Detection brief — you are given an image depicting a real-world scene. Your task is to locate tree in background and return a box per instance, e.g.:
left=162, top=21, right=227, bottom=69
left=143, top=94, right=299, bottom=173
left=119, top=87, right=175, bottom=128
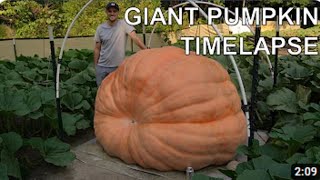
left=0, top=0, right=317, bottom=39
left=0, top=0, right=163, bottom=38
left=0, top=0, right=66, bottom=38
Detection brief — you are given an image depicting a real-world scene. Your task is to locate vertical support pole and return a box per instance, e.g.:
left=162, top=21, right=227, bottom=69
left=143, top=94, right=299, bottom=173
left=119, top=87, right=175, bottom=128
left=131, top=38, right=133, bottom=53
left=274, top=14, right=279, bottom=87
left=271, top=9, right=280, bottom=132
left=142, top=23, right=146, bottom=46
left=249, top=8, right=262, bottom=147
left=13, top=38, right=17, bottom=60
left=48, top=26, right=64, bottom=140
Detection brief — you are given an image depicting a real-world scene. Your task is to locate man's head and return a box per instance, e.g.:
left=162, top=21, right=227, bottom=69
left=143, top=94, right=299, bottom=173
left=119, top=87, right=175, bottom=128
left=105, top=2, right=119, bottom=22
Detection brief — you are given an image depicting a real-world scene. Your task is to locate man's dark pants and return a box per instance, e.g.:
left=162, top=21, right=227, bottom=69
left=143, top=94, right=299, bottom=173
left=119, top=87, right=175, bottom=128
left=95, top=65, right=118, bottom=86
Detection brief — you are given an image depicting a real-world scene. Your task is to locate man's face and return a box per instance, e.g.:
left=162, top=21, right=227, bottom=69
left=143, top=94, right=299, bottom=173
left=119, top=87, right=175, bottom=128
left=106, top=7, right=119, bottom=22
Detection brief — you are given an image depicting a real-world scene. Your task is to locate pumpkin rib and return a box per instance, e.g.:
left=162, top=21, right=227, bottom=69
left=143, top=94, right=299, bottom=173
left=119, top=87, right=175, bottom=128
left=142, top=99, right=226, bottom=124
left=124, top=51, right=149, bottom=112
left=120, top=50, right=182, bottom=119
left=142, top=127, right=200, bottom=170
left=145, top=116, right=242, bottom=154
left=137, top=81, right=233, bottom=123
left=140, top=89, right=239, bottom=124
left=127, top=127, right=150, bottom=167
left=112, top=74, right=128, bottom=116
left=136, top=126, right=176, bottom=170
left=95, top=86, right=125, bottom=118
left=139, top=122, right=239, bottom=170
left=131, top=125, right=173, bottom=170
left=95, top=91, right=116, bottom=116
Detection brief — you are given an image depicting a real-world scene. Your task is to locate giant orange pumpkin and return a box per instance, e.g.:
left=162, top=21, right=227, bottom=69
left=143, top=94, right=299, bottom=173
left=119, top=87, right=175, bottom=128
left=94, top=46, right=247, bottom=171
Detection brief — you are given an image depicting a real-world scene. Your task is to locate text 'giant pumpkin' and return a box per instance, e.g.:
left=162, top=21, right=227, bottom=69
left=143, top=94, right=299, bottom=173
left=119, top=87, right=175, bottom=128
left=94, top=46, right=247, bottom=171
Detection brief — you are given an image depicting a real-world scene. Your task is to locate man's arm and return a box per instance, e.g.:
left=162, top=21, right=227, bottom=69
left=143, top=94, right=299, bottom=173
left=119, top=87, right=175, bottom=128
left=128, top=31, right=147, bottom=50
left=94, top=42, right=101, bottom=65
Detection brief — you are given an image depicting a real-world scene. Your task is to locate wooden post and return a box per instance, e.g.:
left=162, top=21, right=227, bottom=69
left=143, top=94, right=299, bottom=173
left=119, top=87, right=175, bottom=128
left=13, top=38, right=17, bottom=60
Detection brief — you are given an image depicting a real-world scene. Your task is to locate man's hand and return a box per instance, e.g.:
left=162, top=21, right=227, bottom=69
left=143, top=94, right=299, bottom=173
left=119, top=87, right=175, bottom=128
left=128, top=31, right=147, bottom=50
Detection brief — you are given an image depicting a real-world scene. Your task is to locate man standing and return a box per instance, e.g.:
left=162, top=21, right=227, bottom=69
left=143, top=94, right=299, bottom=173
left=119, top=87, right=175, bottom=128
left=94, top=2, right=147, bottom=86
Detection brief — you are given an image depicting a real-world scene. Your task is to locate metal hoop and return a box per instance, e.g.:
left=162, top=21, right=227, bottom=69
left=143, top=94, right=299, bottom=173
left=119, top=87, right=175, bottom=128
left=148, top=1, right=274, bottom=79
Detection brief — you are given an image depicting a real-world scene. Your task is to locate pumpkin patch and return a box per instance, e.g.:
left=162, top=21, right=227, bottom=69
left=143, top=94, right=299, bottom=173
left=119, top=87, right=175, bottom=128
left=94, top=46, right=247, bottom=171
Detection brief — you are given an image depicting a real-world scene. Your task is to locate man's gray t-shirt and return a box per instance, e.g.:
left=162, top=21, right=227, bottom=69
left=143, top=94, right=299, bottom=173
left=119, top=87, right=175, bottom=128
left=94, top=19, right=135, bottom=67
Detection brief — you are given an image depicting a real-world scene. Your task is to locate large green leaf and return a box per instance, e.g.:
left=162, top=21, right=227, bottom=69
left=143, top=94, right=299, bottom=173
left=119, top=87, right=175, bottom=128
left=68, top=59, right=88, bottom=71
left=282, top=61, right=313, bottom=80
left=266, top=88, right=298, bottom=113
left=21, top=68, right=41, bottom=82
left=43, top=106, right=59, bottom=129
left=28, top=111, right=44, bottom=120
left=273, top=113, right=304, bottom=128
left=45, top=152, right=76, bottom=167
left=309, top=103, right=320, bottom=111
left=286, top=153, right=306, bottom=164
left=303, top=59, right=320, bottom=69
left=191, top=174, right=223, bottom=180
left=259, top=144, right=287, bottom=162
left=61, top=93, right=83, bottom=111
left=235, top=161, right=254, bottom=174
left=237, top=170, right=273, bottom=180
left=74, top=100, right=91, bottom=110
left=296, top=85, right=311, bottom=104
left=269, top=125, right=316, bottom=144
left=15, top=89, right=42, bottom=116
left=0, top=132, right=23, bottom=154
left=236, top=140, right=260, bottom=158
left=251, top=155, right=291, bottom=179
left=27, top=137, right=45, bottom=156
left=41, top=88, right=56, bottom=105
left=303, top=112, right=320, bottom=121
left=0, top=89, right=24, bottom=113
left=0, top=149, right=21, bottom=180
left=0, top=163, right=9, bottom=180
left=258, top=77, right=273, bottom=93
left=27, top=59, right=48, bottom=69
left=43, top=137, right=76, bottom=167
left=0, top=64, right=10, bottom=75
left=86, top=66, right=96, bottom=77
left=61, top=112, right=82, bottom=136
left=65, top=69, right=93, bottom=85
left=44, top=137, right=70, bottom=153
left=305, top=147, right=320, bottom=164
left=14, top=61, right=29, bottom=72
left=311, top=81, right=320, bottom=89
left=44, top=107, right=57, bottom=120
left=5, top=71, right=23, bottom=82
left=76, top=119, right=91, bottom=130
left=28, top=137, right=76, bottom=166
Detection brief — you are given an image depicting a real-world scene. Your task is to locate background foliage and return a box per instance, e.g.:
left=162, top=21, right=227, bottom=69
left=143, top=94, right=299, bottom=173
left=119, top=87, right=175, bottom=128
left=0, top=0, right=162, bottom=38
left=0, top=0, right=318, bottom=39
